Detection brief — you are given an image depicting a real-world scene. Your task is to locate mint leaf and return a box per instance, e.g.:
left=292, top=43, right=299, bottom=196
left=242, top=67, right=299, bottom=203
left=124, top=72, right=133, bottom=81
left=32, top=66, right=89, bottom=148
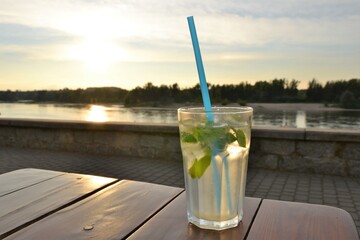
left=192, top=124, right=236, bottom=150
left=193, top=127, right=206, bottom=142
left=235, top=129, right=246, bottom=147
left=188, top=152, right=211, bottom=179
left=183, top=124, right=244, bottom=179
left=180, top=132, right=197, bottom=143
left=225, top=132, right=237, bottom=143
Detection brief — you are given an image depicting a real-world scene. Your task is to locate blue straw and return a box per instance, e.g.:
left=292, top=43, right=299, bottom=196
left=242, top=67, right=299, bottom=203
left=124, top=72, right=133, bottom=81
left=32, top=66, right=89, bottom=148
left=187, top=16, right=221, bottom=210
left=187, top=16, right=214, bottom=122
left=187, top=16, right=234, bottom=213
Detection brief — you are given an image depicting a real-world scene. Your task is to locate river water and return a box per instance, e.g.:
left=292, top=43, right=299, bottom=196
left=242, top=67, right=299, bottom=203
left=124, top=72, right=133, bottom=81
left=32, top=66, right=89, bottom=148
left=0, top=103, right=359, bottom=130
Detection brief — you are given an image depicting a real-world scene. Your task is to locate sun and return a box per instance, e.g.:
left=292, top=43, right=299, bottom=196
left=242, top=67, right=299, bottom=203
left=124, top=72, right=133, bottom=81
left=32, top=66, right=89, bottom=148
left=59, top=10, right=131, bottom=72
left=68, top=37, right=126, bottom=72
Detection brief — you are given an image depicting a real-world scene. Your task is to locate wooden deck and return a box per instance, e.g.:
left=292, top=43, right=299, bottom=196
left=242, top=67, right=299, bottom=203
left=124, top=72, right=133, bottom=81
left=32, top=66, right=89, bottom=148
left=1, top=169, right=358, bottom=239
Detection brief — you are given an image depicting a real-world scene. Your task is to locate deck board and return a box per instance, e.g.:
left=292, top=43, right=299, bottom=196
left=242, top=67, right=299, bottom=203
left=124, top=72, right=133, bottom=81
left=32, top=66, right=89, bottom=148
left=0, top=172, right=117, bottom=238
left=247, top=199, right=359, bottom=240
left=0, top=168, right=64, bottom=197
left=128, top=193, right=261, bottom=240
left=6, top=180, right=183, bottom=240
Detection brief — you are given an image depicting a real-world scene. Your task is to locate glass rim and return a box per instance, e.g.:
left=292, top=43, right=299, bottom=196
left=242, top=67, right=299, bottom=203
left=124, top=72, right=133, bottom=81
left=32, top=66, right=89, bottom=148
left=178, top=106, right=253, bottom=114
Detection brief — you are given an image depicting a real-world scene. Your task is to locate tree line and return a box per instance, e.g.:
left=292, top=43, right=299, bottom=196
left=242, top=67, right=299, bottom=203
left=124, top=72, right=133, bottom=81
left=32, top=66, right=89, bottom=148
left=0, top=87, right=128, bottom=103
left=124, top=79, right=360, bottom=109
left=0, top=78, right=359, bottom=109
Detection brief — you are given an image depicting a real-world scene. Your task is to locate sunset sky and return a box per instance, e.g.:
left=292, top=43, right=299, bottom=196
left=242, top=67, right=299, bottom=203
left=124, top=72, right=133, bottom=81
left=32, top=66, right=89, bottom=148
left=0, top=0, right=359, bottom=90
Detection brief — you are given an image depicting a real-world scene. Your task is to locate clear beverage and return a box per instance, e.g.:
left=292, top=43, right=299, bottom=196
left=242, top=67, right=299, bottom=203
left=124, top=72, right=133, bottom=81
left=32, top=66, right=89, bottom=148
left=178, top=107, right=252, bottom=230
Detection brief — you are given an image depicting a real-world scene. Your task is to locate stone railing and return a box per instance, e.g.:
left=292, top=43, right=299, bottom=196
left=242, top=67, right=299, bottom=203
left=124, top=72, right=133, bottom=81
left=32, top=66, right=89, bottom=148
left=0, top=118, right=359, bottom=177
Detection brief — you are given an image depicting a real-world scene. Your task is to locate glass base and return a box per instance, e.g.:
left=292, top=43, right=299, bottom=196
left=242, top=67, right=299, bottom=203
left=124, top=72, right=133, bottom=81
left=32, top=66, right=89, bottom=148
left=188, top=211, right=243, bottom=231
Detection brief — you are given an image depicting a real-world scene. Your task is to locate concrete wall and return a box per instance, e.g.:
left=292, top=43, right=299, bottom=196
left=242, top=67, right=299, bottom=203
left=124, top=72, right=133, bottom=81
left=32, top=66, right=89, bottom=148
left=0, top=118, right=359, bottom=177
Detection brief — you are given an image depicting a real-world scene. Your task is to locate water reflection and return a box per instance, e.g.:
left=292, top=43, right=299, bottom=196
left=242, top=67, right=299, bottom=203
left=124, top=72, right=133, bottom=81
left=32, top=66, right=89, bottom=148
left=129, top=108, right=177, bottom=123
left=0, top=103, right=359, bottom=129
left=252, top=109, right=359, bottom=129
left=85, top=105, right=108, bottom=122
left=281, top=111, right=296, bottom=127
left=306, top=111, right=360, bottom=129
left=296, top=111, right=306, bottom=128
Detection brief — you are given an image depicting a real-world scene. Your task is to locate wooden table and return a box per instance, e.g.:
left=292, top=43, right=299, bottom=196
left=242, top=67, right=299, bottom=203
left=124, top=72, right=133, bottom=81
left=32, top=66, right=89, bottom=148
left=0, top=169, right=358, bottom=240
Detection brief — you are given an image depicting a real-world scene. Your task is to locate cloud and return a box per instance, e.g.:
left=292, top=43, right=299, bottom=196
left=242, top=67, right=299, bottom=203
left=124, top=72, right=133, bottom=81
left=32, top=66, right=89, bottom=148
left=0, top=23, right=74, bottom=45
left=0, top=44, right=72, bottom=61
left=0, top=0, right=359, bottom=63
left=216, top=0, right=360, bottom=19
left=1, top=0, right=359, bottom=42
left=0, top=23, right=80, bottom=61
left=195, top=14, right=360, bottom=47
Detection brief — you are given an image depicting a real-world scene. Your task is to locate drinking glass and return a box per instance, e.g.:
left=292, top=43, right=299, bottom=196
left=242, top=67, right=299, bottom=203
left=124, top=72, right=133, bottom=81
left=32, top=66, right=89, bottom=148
left=178, top=106, right=253, bottom=230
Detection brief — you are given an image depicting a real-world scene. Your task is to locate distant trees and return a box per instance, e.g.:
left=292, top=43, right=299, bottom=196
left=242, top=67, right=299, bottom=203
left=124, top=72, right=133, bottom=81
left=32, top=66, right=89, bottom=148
left=1, top=78, right=359, bottom=109
left=340, top=91, right=357, bottom=109
left=124, top=78, right=306, bottom=106
left=0, top=90, right=15, bottom=102
left=306, top=79, right=323, bottom=102
left=306, top=78, right=360, bottom=108
left=285, top=79, right=300, bottom=100
left=322, top=79, right=360, bottom=103
left=0, top=87, right=128, bottom=104
left=123, top=83, right=185, bottom=107
left=123, top=78, right=359, bottom=108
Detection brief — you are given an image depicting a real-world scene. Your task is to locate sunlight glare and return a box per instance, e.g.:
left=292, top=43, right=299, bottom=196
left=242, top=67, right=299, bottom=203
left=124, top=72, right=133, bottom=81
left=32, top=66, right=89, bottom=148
left=88, top=176, right=113, bottom=186
left=68, top=38, right=126, bottom=72
left=86, top=105, right=108, bottom=122
left=60, top=11, right=131, bottom=72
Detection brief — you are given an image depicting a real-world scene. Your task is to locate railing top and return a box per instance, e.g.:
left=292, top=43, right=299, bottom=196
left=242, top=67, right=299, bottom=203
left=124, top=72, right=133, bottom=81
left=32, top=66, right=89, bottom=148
left=0, top=118, right=359, bottom=142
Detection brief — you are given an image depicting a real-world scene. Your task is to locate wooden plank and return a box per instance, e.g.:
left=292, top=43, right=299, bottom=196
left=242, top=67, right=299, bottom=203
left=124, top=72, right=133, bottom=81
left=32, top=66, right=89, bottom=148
left=128, top=193, right=262, bottom=240
left=0, top=168, right=64, bottom=197
left=0, top=173, right=117, bottom=238
left=6, top=180, right=184, bottom=240
left=247, top=199, right=359, bottom=240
